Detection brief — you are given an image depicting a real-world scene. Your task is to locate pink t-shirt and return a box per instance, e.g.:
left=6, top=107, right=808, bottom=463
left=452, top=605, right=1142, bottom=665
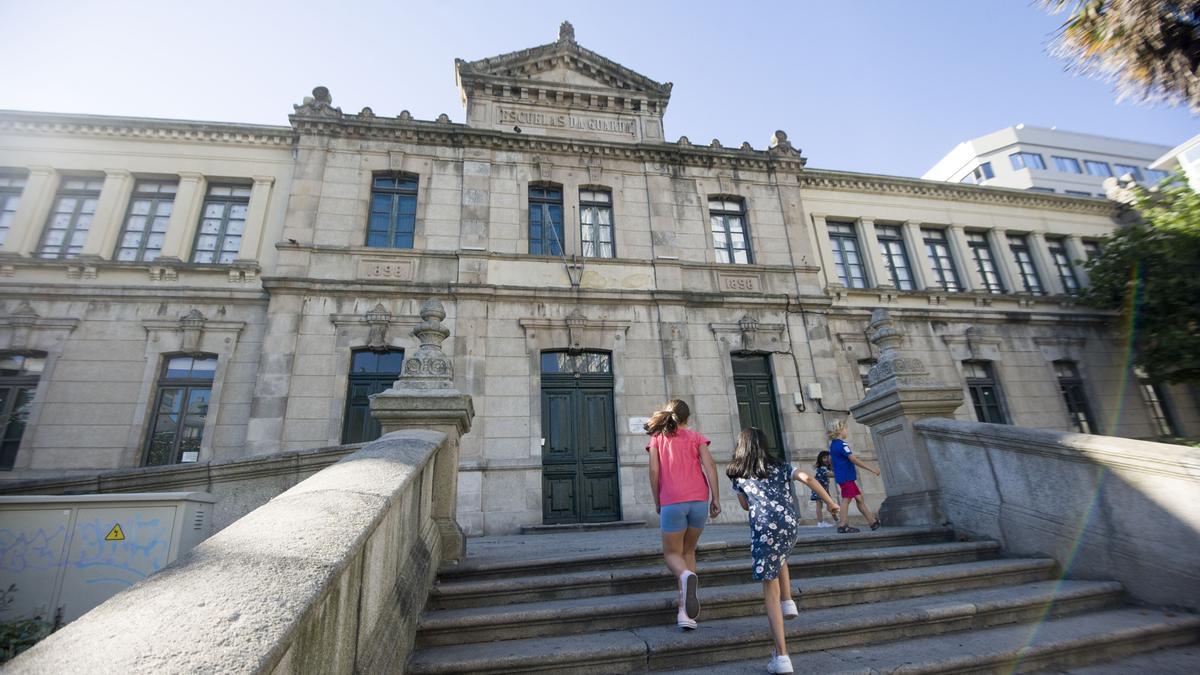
left=647, top=427, right=712, bottom=506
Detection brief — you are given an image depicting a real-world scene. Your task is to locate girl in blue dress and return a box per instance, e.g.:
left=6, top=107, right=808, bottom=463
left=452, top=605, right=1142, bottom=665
left=727, top=428, right=840, bottom=674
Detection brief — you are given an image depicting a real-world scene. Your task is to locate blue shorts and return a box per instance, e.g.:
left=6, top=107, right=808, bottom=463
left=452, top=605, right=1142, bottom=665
left=660, top=500, right=709, bottom=533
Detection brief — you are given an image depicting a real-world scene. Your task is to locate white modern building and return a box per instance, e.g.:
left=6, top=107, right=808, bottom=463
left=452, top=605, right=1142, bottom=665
left=924, top=125, right=1172, bottom=197
left=1150, top=132, right=1200, bottom=192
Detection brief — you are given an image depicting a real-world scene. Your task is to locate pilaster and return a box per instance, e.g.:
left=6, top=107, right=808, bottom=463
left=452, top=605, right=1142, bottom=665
left=948, top=224, right=983, bottom=292
left=4, top=166, right=57, bottom=257
left=1064, top=234, right=1091, bottom=288
left=903, top=220, right=934, bottom=290
left=81, top=169, right=134, bottom=259
left=809, top=213, right=838, bottom=289
left=235, top=175, right=275, bottom=263
left=158, top=172, right=205, bottom=263
left=989, top=227, right=1021, bottom=294
left=857, top=218, right=891, bottom=289
left=1028, top=230, right=1064, bottom=296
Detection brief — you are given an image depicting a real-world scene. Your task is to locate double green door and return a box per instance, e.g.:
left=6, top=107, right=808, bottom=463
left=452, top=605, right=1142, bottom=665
left=732, top=353, right=786, bottom=462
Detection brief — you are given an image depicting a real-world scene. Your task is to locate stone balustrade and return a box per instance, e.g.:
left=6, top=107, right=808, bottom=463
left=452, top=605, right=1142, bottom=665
left=8, top=428, right=455, bottom=673
left=917, top=418, right=1200, bottom=610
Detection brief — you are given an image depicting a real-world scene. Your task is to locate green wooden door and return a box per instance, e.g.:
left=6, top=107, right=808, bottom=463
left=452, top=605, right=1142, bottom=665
left=732, top=353, right=786, bottom=462
left=540, top=351, right=620, bottom=524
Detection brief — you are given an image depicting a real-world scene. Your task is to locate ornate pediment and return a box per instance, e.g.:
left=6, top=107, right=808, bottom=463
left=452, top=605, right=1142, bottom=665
left=456, top=22, right=671, bottom=143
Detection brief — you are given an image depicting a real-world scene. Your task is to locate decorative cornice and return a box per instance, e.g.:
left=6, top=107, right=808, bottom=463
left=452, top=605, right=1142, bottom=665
left=801, top=169, right=1119, bottom=216
left=0, top=110, right=294, bottom=148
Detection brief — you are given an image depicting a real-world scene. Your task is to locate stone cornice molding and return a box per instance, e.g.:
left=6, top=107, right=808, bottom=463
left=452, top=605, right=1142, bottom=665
left=0, top=110, right=294, bottom=148
left=289, top=111, right=808, bottom=171
left=801, top=169, right=1118, bottom=216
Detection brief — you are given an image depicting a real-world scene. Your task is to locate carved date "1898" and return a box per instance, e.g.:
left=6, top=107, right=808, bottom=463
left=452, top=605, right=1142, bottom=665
left=719, top=274, right=761, bottom=293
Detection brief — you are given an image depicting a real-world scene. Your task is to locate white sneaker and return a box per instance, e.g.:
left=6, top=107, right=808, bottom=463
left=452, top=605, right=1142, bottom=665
left=680, top=570, right=699, bottom=619
left=767, top=653, right=794, bottom=673
left=676, top=607, right=697, bottom=630
left=817, top=521, right=832, bottom=528
left=781, top=599, right=798, bottom=619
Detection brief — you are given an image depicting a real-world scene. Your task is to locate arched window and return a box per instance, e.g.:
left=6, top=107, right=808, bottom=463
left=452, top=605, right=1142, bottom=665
left=0, top=352, right=45, bottom=470
left=367, top=173, right=419, bottom=249
left=144, top=354, right=217, bottom=465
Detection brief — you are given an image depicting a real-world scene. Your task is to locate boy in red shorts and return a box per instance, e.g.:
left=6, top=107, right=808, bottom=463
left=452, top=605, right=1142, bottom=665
left=826, top=419, right=881, bottom=534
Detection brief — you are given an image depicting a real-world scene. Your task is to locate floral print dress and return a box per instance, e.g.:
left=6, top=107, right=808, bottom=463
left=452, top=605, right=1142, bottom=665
left=731, top=462, right=797, bottom=581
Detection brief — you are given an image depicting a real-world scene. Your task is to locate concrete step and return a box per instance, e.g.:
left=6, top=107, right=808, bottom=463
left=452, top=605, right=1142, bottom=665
left=407, top=579, right=1123, bottom=674
left=417, top=557, right=1056, bottom=647
left=428, top=539, right=1001, bottom=610
left=520, top=519, right=647, bottom=534
left=666, top=608, right=1200, bottom=674
left=440, top=525, right=956, bottom=582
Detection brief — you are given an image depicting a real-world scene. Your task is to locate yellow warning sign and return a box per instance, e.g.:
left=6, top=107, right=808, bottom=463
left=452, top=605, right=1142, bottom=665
left=104, top=524, right=125, bottom=541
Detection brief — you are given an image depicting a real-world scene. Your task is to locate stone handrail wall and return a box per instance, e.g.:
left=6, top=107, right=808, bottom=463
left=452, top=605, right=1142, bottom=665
left=0, top=443, right=361, bottom=532
left=916, top=418, right=1200, bottom=610
left=8, top=429, right=450, bottom=674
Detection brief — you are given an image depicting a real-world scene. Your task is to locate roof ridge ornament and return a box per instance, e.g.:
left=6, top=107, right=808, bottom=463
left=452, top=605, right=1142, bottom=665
left=559, top=20, right=575, bottom=44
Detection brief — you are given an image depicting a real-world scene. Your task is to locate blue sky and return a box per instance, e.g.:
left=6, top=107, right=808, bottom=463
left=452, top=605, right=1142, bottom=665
left=0, top=1, right=1194, bottom=177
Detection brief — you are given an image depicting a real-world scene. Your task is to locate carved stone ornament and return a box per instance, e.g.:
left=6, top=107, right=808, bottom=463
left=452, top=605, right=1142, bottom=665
left=558, top=20, right=576, bottom=43
left=864, top=309, right=937, bottom=395
left=677, top=136, right=691, bottom=147
left=179, top=309, right=206, bottom=354
left=293, top=86, right=342, bottom=118
left=365, top=303, right=392, bottom=351
left=359, top=106, right=375, bottom=120
left=397, top=298, right=453, bottom=389
left=398, top=110, right=413, bottom=121
left=566, top=308, right=587, bottom=353
left=768, top=130, right=800, bottom=157
left=710, top=314, right=788, bottom=353
left=9, top=301, right=38, bottom=350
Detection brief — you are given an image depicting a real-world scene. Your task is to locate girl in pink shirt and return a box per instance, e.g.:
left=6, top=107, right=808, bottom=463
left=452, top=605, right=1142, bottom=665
left=644, top=399, right=721, bottom=630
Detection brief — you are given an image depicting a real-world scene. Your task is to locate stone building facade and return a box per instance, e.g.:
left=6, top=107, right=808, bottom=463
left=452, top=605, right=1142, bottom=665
left=1, top=24, right=1196, bottom=534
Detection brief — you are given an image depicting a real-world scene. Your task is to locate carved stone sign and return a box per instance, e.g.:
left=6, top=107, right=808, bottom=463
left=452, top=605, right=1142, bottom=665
left=717, top=272, right=762, bottom=294
left=358, top=259, right=414, bottom=281
left=496, top=107, right=636, bottom=137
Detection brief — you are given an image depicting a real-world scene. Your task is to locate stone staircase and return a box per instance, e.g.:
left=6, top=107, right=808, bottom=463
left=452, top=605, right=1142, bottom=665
left=406, top=525, right=1199, bottom=673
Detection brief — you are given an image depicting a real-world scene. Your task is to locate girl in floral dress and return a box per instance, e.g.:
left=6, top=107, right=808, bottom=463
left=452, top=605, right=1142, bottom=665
left=727, top=428, right=840, bottom=674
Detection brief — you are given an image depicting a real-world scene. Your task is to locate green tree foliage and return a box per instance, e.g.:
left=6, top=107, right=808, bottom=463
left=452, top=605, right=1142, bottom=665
left=1082, top=177, right=1200, bottom=383
left=1041, top=0, right=1200, bottom=111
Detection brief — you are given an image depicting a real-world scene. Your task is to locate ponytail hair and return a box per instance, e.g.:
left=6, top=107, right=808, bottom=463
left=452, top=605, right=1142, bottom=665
left=644, top=399, right=691, bottom=436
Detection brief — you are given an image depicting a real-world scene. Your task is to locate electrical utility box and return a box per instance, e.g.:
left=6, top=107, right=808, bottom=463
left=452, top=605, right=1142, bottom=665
left=0, top=492, right=215, bottom=624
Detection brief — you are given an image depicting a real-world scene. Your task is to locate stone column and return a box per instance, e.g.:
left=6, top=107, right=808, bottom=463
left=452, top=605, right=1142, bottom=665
left=1064, top=235, right=1091, bottom=288
left=371, top=298, right=474, bottom=562
left=157, top=172, right=206, bottom=263
left=857, top=218, right=892, bottom=289
left=809, top=213, right=839, bottom=289
left=849, top=309, right=964, bottom=526
left=234, top=175, right=275, bottom=263
left=988, top=227, right=1021, bottom=294
left=947, top=224, right=983, bottom=292
left=3, top=166, right=57, bottom=257
left=80, top=169, right=135, bottom=259
left=1028, top=231, right=1065, bottom=296
left=903, top=220, right=934, bottom=290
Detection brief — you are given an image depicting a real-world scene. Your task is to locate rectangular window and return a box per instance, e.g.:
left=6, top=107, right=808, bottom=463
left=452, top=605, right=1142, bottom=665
left=1027, top=187, right=1056, bottom=193
left=1065, top=190, right=1092, bottom=197
left=1135, top=367, right=1178, bottom=437
left=827, top=221, right=867, bottom=288
left=1143, top=168, right=1169, bottom=184
left=0, top=172, right=27, bottom=249
left=966, top=231, right=1005, bottom=293
left=38, top=176, right=103, bottom=259
left=978, top=162, right=994, bottom=180
left=145, top=355, right=216, bottom=465
left=1114, top=164, right=1143, bottom=181
left=191, top=184, right=250, bottom=264
left=875, top=224, right=914, bottom=290
left=1082, top=239, right=1103, bottom=260
left=1084, top=160, right=1113, bottom=177
left=1007, top=234, right=1044, bottom=295
left=1046, top=237, right=1080, bottom=295
left=529, top=185, right=564, bottom=256
left=580, top=189, right=614, bottom=258
left=366, top=174, right=418, bottom=249
left=1053, top=156, right=1082, bottom=173
left=115, top=180, right=177, bottom=262
left=0, top=353, right=43, bottom=471
left=1055, top=361, right=1097, bottom=434
left=964, top=361, right=1009, bottom=424
left=921, top=228, right=960, bottom=292
left=1009, top=152, right=1046, bottom=170
left=710, top=198, right=751, bottom=264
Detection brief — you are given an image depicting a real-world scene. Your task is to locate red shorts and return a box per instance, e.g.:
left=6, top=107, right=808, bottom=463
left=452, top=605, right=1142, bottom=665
left=838, top=480, right=861, bottom=499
